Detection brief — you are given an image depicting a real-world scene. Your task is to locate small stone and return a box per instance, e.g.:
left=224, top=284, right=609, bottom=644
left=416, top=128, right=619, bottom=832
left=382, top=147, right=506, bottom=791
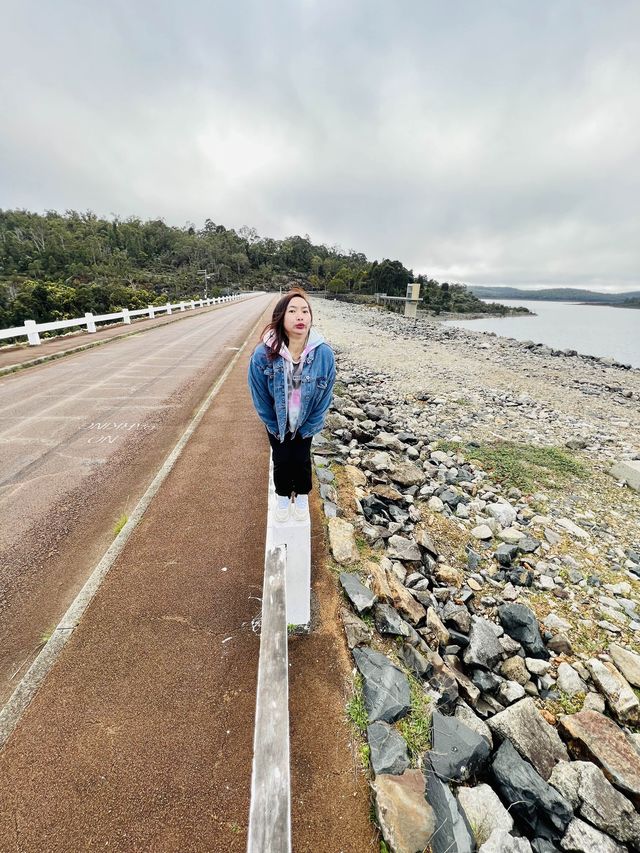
left=386, top=570, right=427, bottom=626
left=557, top=517, right=591, bottom=540
left=339, top=572, right=376, bottom=614
left=496, top=680, right=526, bottom=705
left=582, top=692, right=606, bottom=713
left=495, top=543, right=520, bottom=566
left=502, top=582, right=519, bottom=601
left=609, top=643, right=640, bottom=689
left=463, top=616, right=504, bottom=670
left=387, top=534, right=422, bottom=562
left=501, top=656, right=530, bottom=686
left=435, top=564, right=464, bottom=587
left=472, top=524, right=494, bottom=540
left=525, top=658, right=551, bottom=677
left=487, top=501, right=517, bottom=528
left=556, top=663, right=587, bottom=697
left=585, top=657, right=640, bottom=725
left=499, top=603, right=548, bottom=659
left=329, top=517, right=360, bottom=564
left=547, top=633, right=573, bottom=654
left=341, top=607, right=374, bottom=648
left=388, top=460, right=426, bottom=487
left=543, top=600, right=572, bottom=619
left=499, top=528, right=527, bottom=545
left=375, top=603, right=412, bottom=637
left=426, top=607, right=450, bottom=648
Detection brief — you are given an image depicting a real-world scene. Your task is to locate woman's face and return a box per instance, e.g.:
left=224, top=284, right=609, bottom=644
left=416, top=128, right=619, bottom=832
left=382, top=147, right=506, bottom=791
left=283, top=296, right=312, bottom=339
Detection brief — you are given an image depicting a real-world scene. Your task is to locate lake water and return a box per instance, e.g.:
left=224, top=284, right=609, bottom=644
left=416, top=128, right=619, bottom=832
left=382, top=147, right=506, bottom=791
left=446, top=300, right=640, bottom=368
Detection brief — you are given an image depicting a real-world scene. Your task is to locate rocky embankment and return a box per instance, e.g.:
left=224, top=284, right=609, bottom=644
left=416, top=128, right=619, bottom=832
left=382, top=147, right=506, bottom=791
left=311, top=300, right=640, bottom=853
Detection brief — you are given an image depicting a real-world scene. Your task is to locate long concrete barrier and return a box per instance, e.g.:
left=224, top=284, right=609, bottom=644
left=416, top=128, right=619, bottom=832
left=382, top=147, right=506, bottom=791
left=247, top=455, right=312, bottom=851
left=247, top=544, right=291, bottom=853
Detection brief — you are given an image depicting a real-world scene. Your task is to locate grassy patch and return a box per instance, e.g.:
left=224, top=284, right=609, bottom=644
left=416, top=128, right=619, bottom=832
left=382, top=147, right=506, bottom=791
left=114, top=513, right=128, bottom=535
left=435, top=439, right=589, bottom=494
left=396, top=674, right=432, bottom=762
left=346, top=673, right=369, bottom=733
left=544, top=691, right=586, bottom=717
left=358, top=742, right=371, bottom=771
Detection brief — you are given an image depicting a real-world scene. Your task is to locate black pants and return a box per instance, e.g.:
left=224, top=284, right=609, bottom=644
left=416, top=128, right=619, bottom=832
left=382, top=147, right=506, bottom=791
left=267, top=430, right=313, bottom=496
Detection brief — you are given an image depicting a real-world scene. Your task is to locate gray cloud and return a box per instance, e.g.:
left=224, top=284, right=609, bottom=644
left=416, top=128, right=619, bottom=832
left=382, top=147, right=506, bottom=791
left=1, top=0, right=639, bottom=290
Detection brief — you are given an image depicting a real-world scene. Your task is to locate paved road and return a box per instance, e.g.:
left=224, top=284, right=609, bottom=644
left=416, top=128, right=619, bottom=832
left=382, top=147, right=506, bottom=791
left=0, top=294, right=272, bottom=703
left=0, top=298, right=375, bottom=852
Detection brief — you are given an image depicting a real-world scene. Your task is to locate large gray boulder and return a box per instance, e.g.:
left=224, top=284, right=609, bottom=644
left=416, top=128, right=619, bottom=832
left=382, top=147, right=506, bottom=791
left=610, top=459, right=640, bottom=493
left=353, top=646, right=411, bottom=724
left=549, top=759, right=640, bottom=848
left=429, top=709, right=491, bottom=783
left=559, top=710, right=640, bottom=807
left=368, top=721, right=410, bottom=776
left=480, top=830, right=532, bottom=852
left=425, top=761, right=475, bottom=853
left=487, top=697, right=569, bottom=780
left=560, top=817, right=627, bottom=853
left=457, top=783, right=513, bottom=847
left=374, top=769, right=435, bottom=853
left=492, top=739, right=573, bottom=842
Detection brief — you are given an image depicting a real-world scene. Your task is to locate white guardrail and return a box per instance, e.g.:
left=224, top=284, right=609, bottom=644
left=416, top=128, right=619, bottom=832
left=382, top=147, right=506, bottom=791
left=0, top=292, right=263, bottom=346
left=247, top=457, right=311, bottom=853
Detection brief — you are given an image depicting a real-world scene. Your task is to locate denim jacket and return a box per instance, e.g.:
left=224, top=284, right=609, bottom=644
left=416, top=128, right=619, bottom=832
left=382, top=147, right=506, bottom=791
left=248, top=327, right=336, bottom=442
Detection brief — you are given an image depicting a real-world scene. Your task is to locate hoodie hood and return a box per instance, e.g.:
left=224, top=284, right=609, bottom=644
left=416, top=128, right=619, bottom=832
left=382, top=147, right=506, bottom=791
left=263, top=327, right=325, bottom=363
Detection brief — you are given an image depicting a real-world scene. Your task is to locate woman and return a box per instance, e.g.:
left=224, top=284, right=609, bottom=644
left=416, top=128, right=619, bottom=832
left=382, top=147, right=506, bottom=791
left=248, top=288, right=336, bottom=522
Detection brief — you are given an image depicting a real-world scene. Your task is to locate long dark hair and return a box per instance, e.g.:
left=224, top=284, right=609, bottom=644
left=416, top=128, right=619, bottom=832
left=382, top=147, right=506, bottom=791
left=259, top=288, right=313, bottom=360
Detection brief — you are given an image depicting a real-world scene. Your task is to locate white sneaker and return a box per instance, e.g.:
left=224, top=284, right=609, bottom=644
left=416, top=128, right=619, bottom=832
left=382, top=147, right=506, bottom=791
left=274, top=500, right=291, bottom=523
left=291, top=497, right=310, bottom=522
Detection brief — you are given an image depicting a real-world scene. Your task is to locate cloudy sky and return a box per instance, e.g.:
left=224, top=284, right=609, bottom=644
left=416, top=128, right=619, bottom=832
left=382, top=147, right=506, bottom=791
left=1, top=1, right=639, bottom=291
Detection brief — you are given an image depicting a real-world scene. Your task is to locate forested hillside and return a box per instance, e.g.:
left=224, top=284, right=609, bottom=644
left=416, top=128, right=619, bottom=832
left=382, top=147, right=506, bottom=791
left=0, top=209, right=508, bottom=328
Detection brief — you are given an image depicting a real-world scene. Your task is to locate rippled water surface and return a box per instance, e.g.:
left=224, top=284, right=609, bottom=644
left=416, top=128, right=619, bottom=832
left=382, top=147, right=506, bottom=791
left=447, top=300, right=640, bottom=368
